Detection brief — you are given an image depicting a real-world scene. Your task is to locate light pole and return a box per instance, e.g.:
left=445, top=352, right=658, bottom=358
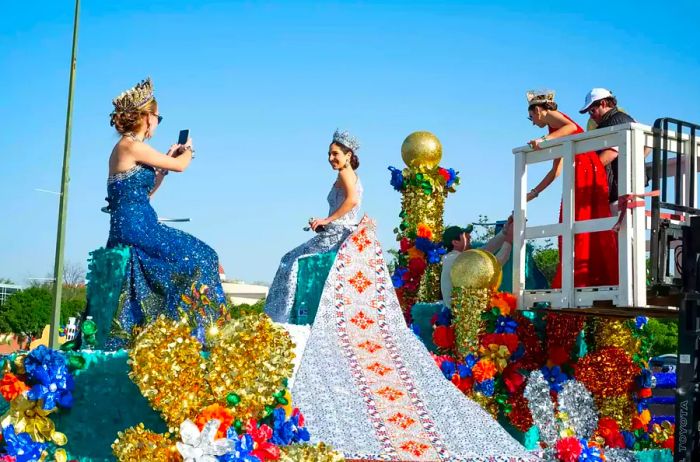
left=49, top=0, right=80, bottom=349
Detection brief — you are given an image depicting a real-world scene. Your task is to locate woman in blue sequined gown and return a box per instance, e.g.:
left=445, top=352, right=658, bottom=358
left=264, top=130, right=363, bottom=323
left=100, top=78, right=226, bottom=348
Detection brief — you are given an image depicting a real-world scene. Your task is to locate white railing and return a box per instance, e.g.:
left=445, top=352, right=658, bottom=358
left=513, top=123, right=653, bottom=310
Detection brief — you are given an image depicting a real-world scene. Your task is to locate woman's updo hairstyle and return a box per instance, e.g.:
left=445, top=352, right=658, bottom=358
left=110, top=99, right=158, bottom=135
left=526, top=89, right=558, bottom=112
left=333, top=142, right=360, bottom=170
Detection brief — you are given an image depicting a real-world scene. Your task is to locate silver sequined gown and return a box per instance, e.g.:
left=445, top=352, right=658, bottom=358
left=290, top=217, right=539, bottom=461
left=264, top=178, right=364, bottom=323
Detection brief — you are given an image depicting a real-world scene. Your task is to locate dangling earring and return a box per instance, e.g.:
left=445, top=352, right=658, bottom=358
left=144, top=118, right=152, bottom=139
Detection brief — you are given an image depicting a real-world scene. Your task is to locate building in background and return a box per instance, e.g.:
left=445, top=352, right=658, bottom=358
left=218, top=265, right=268, bottom=305
left=0, top=283, right=22, bottom=306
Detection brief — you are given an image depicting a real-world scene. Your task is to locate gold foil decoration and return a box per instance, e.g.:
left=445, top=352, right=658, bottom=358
left=279, top=442, right=346, bottom=462
left=0, top=395, right=66, bottom=445
left=112, top=423, right=180, bottom=462
left=452, top=287, right=490, bottom=357
left=472, top=392, right=498, bottom=419
left=450, top=249, right=502, bottom=290
left=401, top=131, right=443, bottom=169
left=207, top=314, right=295, bottom=423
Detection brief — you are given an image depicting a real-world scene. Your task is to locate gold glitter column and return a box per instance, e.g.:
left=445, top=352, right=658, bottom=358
left=450, top=249, right=502, bottom=357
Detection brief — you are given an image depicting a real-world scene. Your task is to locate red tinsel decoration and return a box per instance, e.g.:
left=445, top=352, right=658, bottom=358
left=547, top=345, right=571, bottom=366
left=574, top=347, right=640, bottom=397
left=506, top=390, right=533, bottom=432
left=545, top=313, right=584, bottom=354
left=513, top=314, right=545, bottom=370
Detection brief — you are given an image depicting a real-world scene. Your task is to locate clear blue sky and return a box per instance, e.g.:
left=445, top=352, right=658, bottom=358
left=2, top=0, right=699, bottom=285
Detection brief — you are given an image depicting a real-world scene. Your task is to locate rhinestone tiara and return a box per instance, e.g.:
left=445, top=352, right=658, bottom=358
left=526, top=89, right=556, bottom=106
left=332, top=129, right=360, bottom=153
left=112, top=77, right=155, bottom=114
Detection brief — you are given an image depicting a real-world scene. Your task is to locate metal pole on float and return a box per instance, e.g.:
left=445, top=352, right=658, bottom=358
left=49, top=0, right=81, bottom=349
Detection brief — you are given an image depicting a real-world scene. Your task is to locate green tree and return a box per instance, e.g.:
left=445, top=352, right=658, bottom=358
left=471, top=215, right=497, bottom=243
left=644, top=318, right=678, bottom=356
left=532, top=240, right=559, bottom=287
left=0, top=286, right=86, bottom=337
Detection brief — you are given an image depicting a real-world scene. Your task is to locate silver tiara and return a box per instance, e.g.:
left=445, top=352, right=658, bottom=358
left=332, top=129, right=360, bottom=152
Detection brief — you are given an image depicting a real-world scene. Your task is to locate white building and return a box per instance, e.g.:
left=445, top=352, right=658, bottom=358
left=0, top=283, right=22, bottom=306
left=219, top=265, right=268, bottom=305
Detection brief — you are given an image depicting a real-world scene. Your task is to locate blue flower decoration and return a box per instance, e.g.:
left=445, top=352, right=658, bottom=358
left=494, top=316, right=518, bottom=334
left=464, top=354, right=478, bottom=369
left=414, top=237, right=433, bottom=253
left=540, top=365, right=569, bottom=393
left=219, top=432, right=260, bottom=462
left=24, top=345, right=74, bottom=410
left=436, top=307, right=452, bottom=327
left=635, top=316, right=648, bottom=329
left=388, top=166, right=405, bottom=191
left=391, top=268, right=407, bottom=289
left=440, top=360, right=456, bottom=379
left=426, top=247, right=446, bottom=264
left=3, top=424, right=46, bottom=462
left=511, top=343, right=525, bottom=362
left=637, top=368, right=653, bottom=389
left=270, top=408, right=310, bottom=446
left=445, top=168, right=457, bottom=188
left=475, top=379, right=495, bottom=397
left=621, top=430, right=636, bottom=449
left=457, top=364, right=471, bottom=379
left=577, top=439, right=603, bottom=462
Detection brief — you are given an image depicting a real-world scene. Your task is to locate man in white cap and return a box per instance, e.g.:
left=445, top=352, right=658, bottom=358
left=579, top=88, right=636, bottom=208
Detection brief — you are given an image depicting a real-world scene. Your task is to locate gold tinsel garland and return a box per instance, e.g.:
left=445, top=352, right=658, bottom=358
left=590, top=319, right=640, bottom=354
left=595, top=395, right=635, bottom=429
left=279, top=442, right=346, bottom=461
left=451, top=287, right=490, bottom=357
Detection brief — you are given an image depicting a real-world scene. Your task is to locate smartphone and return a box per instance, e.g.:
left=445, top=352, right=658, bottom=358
left=178, top=129, right=189, bottom=145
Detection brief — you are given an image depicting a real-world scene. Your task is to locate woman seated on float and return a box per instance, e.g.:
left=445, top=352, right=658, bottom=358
left=264, top=130, right=363, bottom=325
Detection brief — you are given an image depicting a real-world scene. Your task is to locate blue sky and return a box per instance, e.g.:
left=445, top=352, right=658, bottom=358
left=1, top=0, right=699, bottom=285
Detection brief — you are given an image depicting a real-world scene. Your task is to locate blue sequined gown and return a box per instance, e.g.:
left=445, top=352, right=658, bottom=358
left=103, top=164, right=226, bottom=349
left=264, top=178, right=364, bottom=323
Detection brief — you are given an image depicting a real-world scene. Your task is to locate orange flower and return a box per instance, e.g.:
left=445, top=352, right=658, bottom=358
left=491, top=298, right=511, bottom=316
left=472, top=359, right=496, bottom=382
left=639, top=409, right=651, bottom=425
left=416, top=224, right=433, bottom=240
left=407, top=247, right=424, bottom=260
left=0, top=373, right=28, bottom=402
left=195, top=404, right=234, bottom=439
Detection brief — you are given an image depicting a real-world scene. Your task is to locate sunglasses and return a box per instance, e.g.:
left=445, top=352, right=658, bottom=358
left=527, top=115, right=533, bottom=121
left=152, top=113, right=163, bottom=124
left=587, top=102, right=601, bottom=114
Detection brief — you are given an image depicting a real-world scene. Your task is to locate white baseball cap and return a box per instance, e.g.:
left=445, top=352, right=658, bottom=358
left=579, top=88, right=614, bottom=113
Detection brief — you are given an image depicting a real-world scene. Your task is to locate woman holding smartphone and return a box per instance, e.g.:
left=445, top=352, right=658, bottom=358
left=98, top=77, right=226, bottom=349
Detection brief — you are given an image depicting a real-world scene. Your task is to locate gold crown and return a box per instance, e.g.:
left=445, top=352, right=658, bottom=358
left=526, top=89, right=555, bottom=106
left=112, top=77, right=155, bottom=114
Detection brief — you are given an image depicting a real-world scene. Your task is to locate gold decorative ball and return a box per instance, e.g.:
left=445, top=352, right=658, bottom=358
left=450, top=249, right=502, bottom=290
left=401, top=131, right=442, bottom=168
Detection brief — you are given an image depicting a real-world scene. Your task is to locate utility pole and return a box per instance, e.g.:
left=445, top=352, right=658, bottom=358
left=50, top=0, right=81, bottom=349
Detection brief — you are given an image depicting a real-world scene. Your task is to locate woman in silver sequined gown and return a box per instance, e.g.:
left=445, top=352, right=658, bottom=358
left=264, top=130, right=363, bottom=323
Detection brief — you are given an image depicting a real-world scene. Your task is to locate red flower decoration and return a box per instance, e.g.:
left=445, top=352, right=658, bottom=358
left=433, top=326, right=455, bottom=349
left=638, top=388, right=652, bottom=399
left=400, top=238, right=412, bottom=252
left=480, top=333, right=519, bottom=354
left=245, top=420, right=280, bottom=461
left=596, top=417, right=625, bottom=449
left=555, top=436, right=583, bottom=462
left=437, top=168, right=450, bottom=182
left=408, top=257, right=427, bottom=275
left=662, top=437, right=675, bottom=450
left=502, top=365, right=525, bottom=393
left=472, top=360, right=496, bottom=382
left=451, top=373, right=474, bottom=393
